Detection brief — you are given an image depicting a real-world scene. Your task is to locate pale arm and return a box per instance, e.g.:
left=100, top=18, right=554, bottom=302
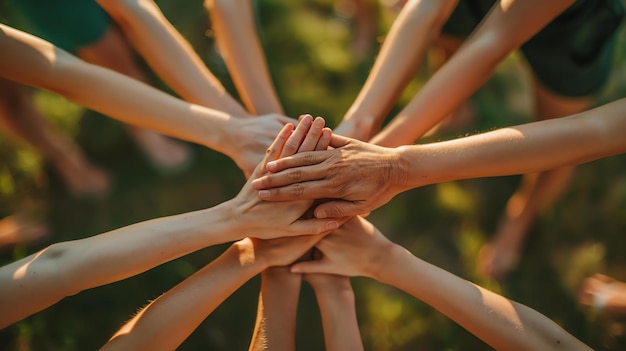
left=206, top=0, right=284, bottom=115
left=336, top=0, right=457, bottom=140
left=292, top=217, right=591, bottom=351
left=96, top=0, right=249, bottom=115
left=249, top=267, right=302, bottom=351
left=101, top=234, right=326, bottom=351
left=371, top=0, right=575, bottom=146
left=305, top=274, right=364, bottom=351
left=251, top=98, right=626, bottom=218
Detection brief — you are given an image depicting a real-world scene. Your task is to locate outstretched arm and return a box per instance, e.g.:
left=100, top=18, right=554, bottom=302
left=101, top=233, right=327, bottom=351
left=97, top=0, right=249, bottom=115
left=0, top=120, right=337, bottom=328
left=371, top=0, right=575, bottom=146
left=292, top=217, right=591, bottom=351
left=0, top=23, right=295, bottom=175
left=206, top=0, right=284, bottom=115
left=336, top=0, right=457, bottom=140
left=251, top=98, right=626, bottom=218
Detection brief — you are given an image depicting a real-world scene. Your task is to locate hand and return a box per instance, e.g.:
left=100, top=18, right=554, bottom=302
left=235, top=234, right=327, bottom=269
left=333, top=117, right=378, bottom=142
left=291, top=216, right=395, bottom=279
left=251, top=134, right=406, bottom=218
left=225, top=113, right=297, bottom=177
left=229, top=115, right=336, bottom=239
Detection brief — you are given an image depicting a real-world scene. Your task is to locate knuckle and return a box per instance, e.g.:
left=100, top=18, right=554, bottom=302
left=287, top=169, right=302, bottom=181
left=291, top=183, right=305, bottom=197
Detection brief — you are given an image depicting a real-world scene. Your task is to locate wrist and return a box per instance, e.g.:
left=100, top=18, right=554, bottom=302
left=232, top=238, right=269, bottom=272
left=367, top=240, right=402, bottom=281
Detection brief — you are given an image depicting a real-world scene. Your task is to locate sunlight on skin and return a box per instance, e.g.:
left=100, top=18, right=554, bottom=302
left=12, top=250, right=45, bottom=280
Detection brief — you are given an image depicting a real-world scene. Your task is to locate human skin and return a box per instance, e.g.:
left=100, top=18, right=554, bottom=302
left=0, top=23, right=292, bottom=175
left=101, top=116, right=333, bottom=351
left=0, top=119, right=337, bottom=329
left=291, top=216, right=592, bottom=351
left=304, top=272, right=364, bottom=351
left=248, top=116, right=334, bottom=351
left=96, top=0, right=249, bottom=115
left=206, top=0, right=285, bottom=115
left=251, top=98, right=626, bottom=218
left=337, top=0, right=577, bottom=146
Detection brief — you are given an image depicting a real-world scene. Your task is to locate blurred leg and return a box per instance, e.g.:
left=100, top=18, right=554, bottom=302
left=76, top=24, right=191, bottom=172
left=0, top=78, right=109, bottom=196
left=478, top=78, right=593, bottom=278
left=578, top=274, right=626, bottom=317
left=0, top=214, right=49, bottom=249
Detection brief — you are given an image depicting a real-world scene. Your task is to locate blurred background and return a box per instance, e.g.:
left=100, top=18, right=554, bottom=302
left=1, top=0, right=625, bottom=350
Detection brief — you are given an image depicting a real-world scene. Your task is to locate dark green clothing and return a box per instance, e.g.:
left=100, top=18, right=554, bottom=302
left=442, top=0, right=624, bottom=97
left=7, top=0, right=110, bottom=53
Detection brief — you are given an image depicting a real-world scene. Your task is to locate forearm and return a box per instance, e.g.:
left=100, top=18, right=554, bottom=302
left=97, top=0, right=248, bottom=115
left=396, top=99, right=626, bottom=189
left=249, top=267, right=302, bottom=351
left=207, top=0, right=284, bottom=114
left=343, top=0, right=456, bottom=130
left=0, top=24, right=238, bottom=154
left=371, top=0, right=574, bottom=147
left=375, top=244, right=590, bottom=350
left=102, top=243, right=264, bottom=351
left=313, top=281, right=363, bottom=351
left=0, top=201, right=239, bottom=328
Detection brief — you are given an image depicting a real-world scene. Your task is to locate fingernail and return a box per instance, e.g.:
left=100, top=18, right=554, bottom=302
left=266, top=161, right=277, bottom=171
left=316, top=210, right=327, bottom=219
left=258, top=190, right=270, bottom=198
left=326, top=221, right=338, bottom=231
left=291, top=266, right=301, bottom=273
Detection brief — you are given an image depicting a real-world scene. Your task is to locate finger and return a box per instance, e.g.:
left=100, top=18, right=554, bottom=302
left=290, top=259, right=337, bottom=275
left=297, top=117, right=325, bottom=153
left=314, top=128, right=332, bottom=151
left=265, top=150, right=329, bottom=173
left=251, top=123, right=293, bottom=179
left=251, top=158, right=329, bottom=190
left=289, top=218, right=339, bottom=235
left=257, top=180, right=337, bottom=201
left=280, top=115, right=313, bottom=158
left=314, top=201, right=364, bottom=219
left=329, top=133, right=352, bottom=148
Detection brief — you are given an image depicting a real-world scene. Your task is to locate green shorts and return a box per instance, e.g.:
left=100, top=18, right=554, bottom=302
left=7, top=0, right=110, bottom=53
left=441, top=0, right=625, bottom=97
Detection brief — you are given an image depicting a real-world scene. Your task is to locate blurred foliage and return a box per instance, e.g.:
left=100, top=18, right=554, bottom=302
left=1, top=0, right=626, bottom=350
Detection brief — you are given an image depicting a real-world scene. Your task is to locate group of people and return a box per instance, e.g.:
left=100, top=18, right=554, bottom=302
left=1, top=0, right=626, bottom=349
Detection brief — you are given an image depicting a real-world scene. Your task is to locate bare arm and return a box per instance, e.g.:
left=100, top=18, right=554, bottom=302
left=336, top=0, right=457, bottom=140
left=304, top=273, right=364, bottom=351
left=101, top=234, right=326, bottom=351
left=0, top=23, right=296, bottom=175
left=371, top=0, right=575, bottom=146
left=249, top=267, right=302, bottom=351
left=292, top=216, right=591, bottom=351
left=206, top=0, right=284, bottom=115
left=0, top=121, right=338, bottom=328
left=97, top=0, right=249, bottom=115
left=250, top=98, right=626, bottom=218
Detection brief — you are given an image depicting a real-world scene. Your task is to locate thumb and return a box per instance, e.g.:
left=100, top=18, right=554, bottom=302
left=314, top=200, right=363, bottom=219
left=329, top=133, right=351, bottom=148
